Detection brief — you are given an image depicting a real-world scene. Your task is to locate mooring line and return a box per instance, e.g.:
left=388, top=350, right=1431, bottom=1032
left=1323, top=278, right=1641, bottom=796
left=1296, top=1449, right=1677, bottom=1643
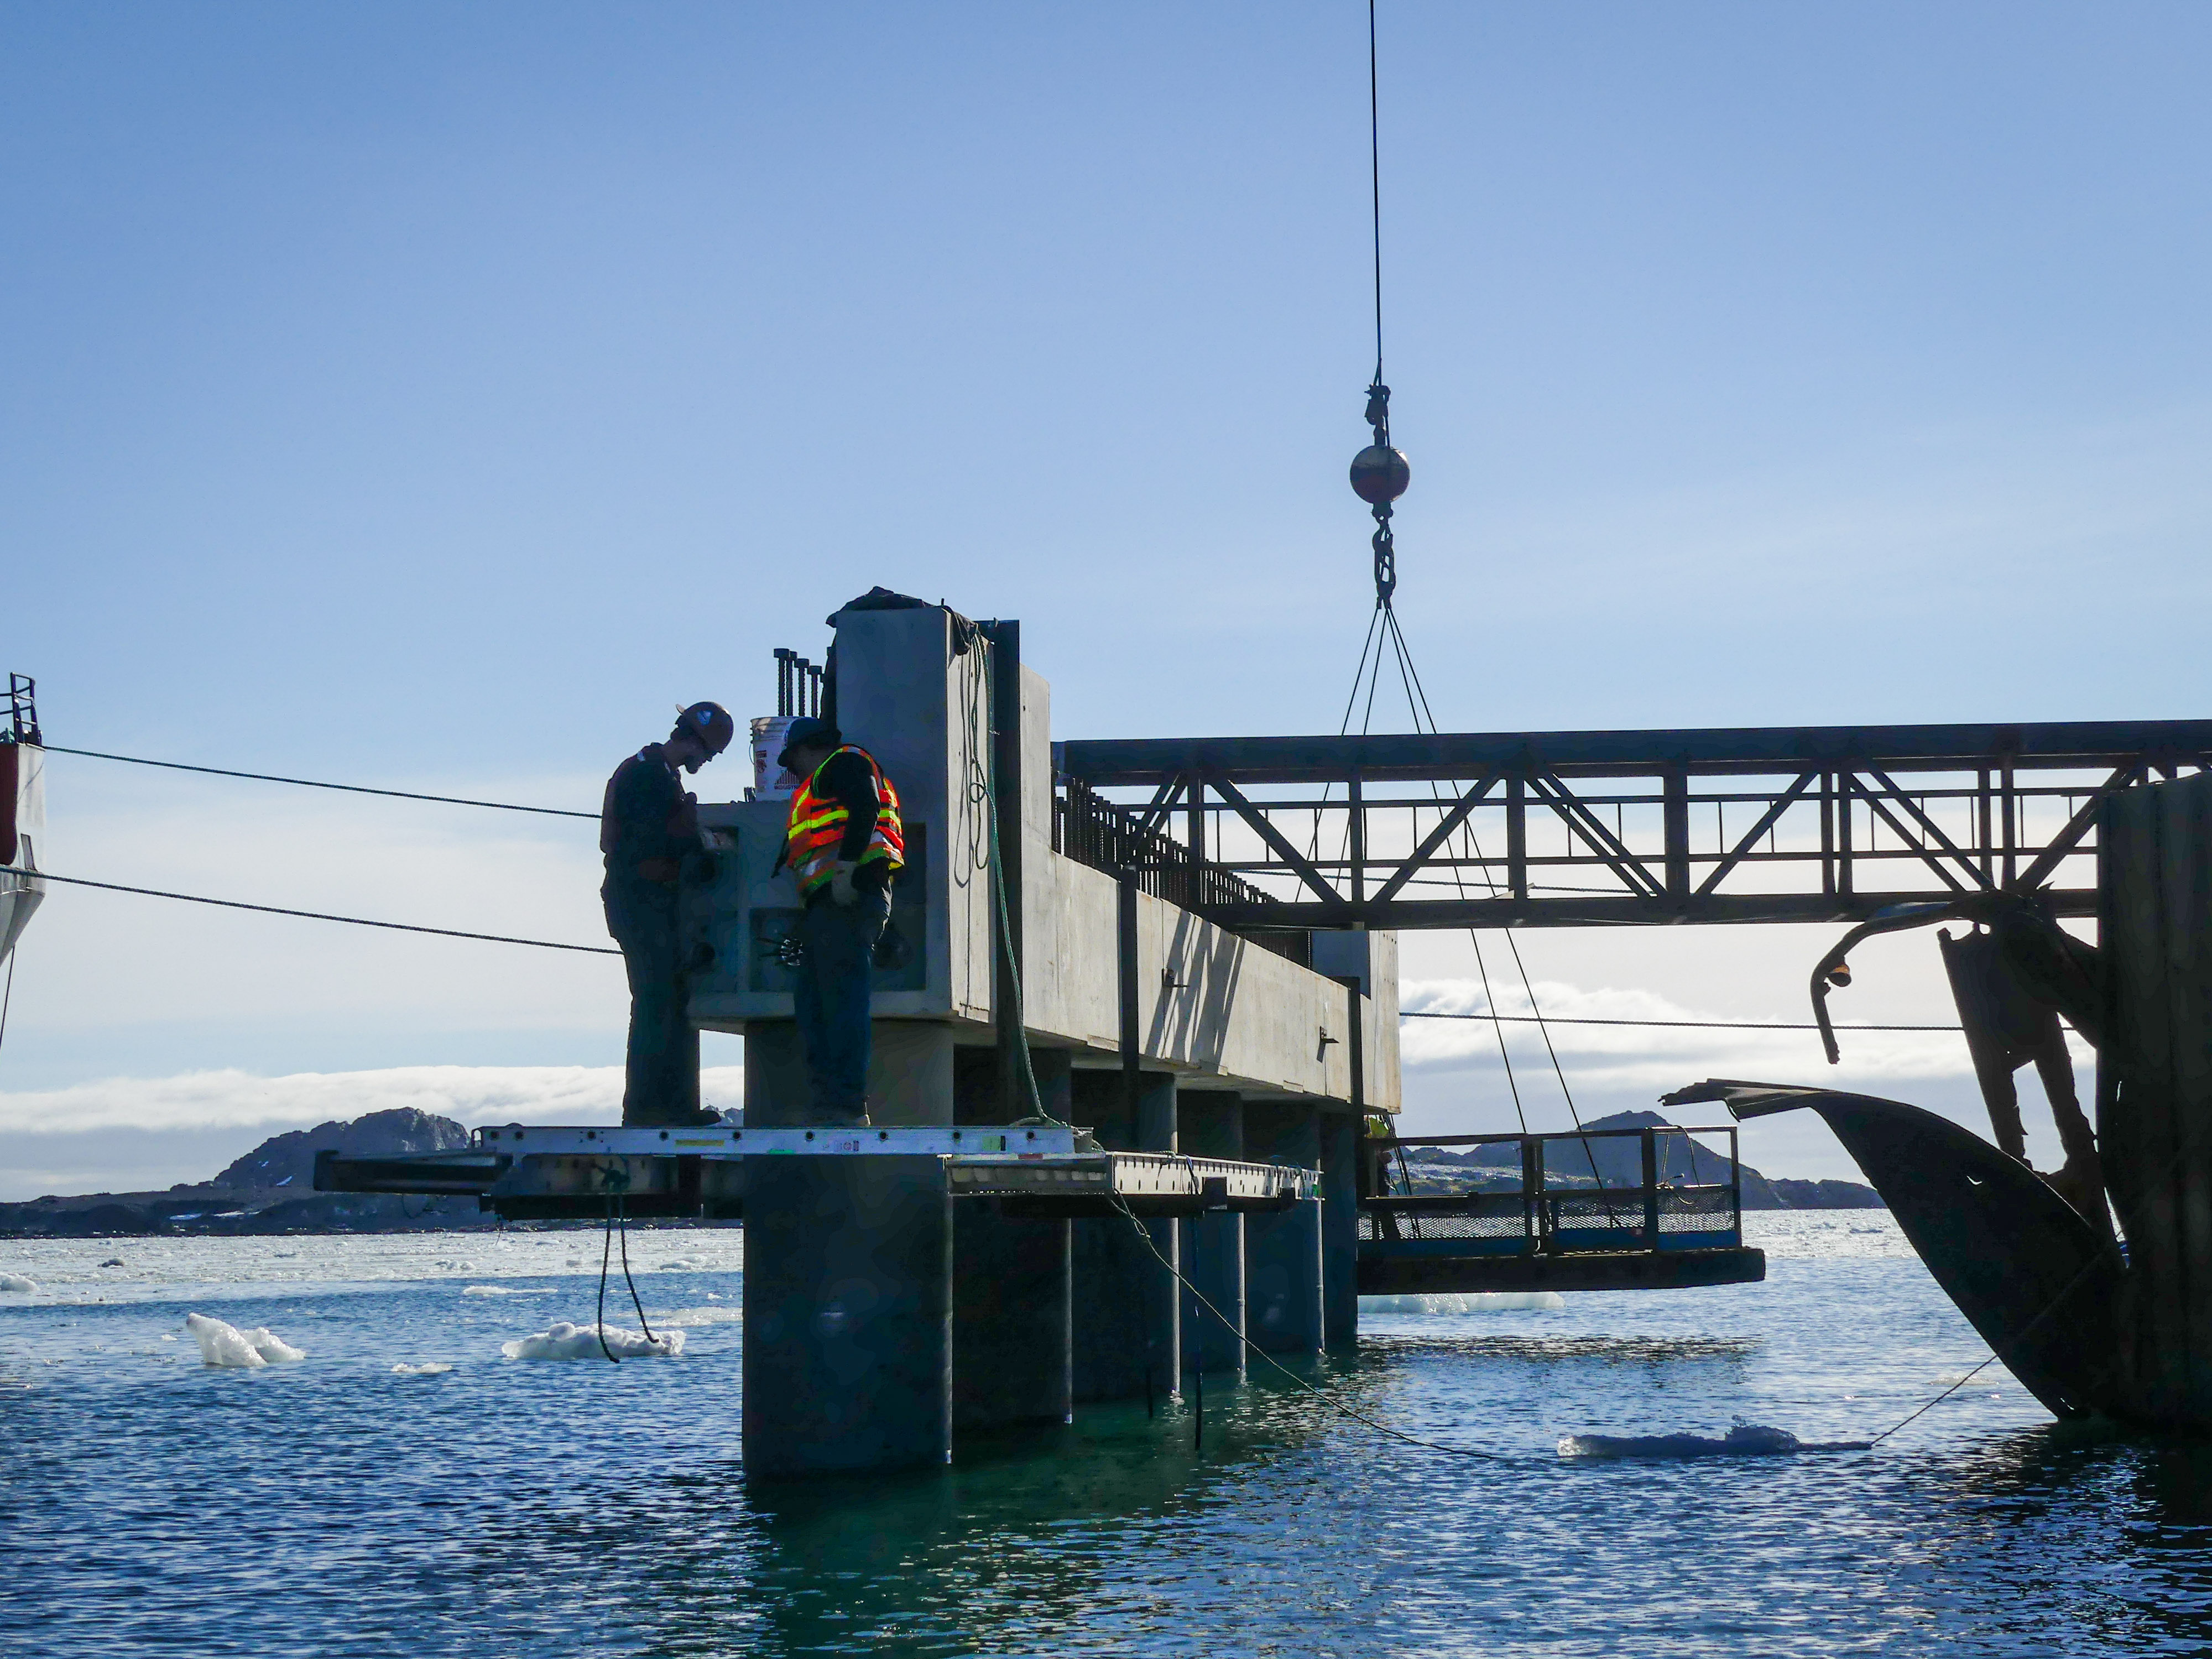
left=1866, top=1249, right=2119, bottom=1447
left=0, top=867, right=619, bottom=955
left=1109, top=1194, right=1508, bottom=1461
left=35, top=743, right=596, bottom=819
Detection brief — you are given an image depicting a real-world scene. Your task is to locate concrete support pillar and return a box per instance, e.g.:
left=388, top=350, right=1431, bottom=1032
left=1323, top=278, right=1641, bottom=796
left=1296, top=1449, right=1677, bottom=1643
left=1321, top=1107, right=1361, bottom=1350
left=1243, top=1100, right=1323, bottom=1354
left=951, top=1043, right=1073, bottom=1432
left=744, top=1019, right=954, bottom=1126
left=1178, top=1092, right=1246, bottom=1378
left=742, top=1156, right=952, bottom=1477
left=1139, top=1071, right=1182, bottom=1399
left=740, top=1021, right=959, bottom=1475
left=1070, top=1068, right=1151, bottom=1403
left=953, top=1204, right=1070, bottom=1432
left=1027, top=1045, right=1074, bottom=1123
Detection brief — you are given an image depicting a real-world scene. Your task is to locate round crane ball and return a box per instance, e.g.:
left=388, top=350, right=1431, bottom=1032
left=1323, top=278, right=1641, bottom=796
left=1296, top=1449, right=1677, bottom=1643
left=1350, top=444, right=1411, bottom=505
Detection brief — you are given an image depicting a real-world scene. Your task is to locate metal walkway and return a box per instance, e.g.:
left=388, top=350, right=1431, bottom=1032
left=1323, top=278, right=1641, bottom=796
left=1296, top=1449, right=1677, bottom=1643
left=1057, top=718, right=2212, bottom=929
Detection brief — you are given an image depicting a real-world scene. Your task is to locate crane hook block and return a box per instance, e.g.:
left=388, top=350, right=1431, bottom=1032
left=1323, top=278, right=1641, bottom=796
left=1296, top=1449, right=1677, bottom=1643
left=1350, top=444, right=1410, bottom=506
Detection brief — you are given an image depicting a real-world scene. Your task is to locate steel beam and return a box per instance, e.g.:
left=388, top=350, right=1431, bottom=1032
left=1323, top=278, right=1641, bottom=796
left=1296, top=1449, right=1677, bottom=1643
left=1058, top=721, right=2212, bottom=785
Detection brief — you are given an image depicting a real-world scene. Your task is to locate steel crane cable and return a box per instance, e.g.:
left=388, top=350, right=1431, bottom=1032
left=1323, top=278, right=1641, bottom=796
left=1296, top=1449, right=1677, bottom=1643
left=1222, top=6, right=1631, bottom=1213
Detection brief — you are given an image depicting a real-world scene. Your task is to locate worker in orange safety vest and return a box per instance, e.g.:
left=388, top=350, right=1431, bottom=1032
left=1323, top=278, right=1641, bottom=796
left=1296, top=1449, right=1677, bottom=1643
left=778, top=716, right=904, bottom=1120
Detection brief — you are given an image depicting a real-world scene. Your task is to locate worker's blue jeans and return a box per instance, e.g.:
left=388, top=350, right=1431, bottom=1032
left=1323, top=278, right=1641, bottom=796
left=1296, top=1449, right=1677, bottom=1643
left=794, top=885, right=891, bottom=1120
left=603, top=881, right=701, bottom=1126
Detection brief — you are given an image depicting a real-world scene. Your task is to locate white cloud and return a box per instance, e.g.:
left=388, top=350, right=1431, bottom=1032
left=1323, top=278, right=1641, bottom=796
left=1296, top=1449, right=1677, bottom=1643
left=0, top=1063, right=745, bottom=1135
left=1398, top=973, right=2091, bottom=1097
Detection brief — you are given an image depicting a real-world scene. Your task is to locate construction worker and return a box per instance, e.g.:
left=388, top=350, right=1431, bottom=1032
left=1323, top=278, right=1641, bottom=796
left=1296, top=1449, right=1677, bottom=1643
left=601, top=701, right=734, bottom=1126
left=778, top=716, right=905, bottom=1121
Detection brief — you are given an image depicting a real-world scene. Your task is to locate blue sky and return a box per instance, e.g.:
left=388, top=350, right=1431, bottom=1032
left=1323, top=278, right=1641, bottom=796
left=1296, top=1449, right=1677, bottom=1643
left=3, top=3, right=2208, bottom=1196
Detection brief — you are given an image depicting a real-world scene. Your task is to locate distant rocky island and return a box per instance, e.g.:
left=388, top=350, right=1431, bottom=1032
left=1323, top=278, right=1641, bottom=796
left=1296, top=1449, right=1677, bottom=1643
left=0, top=1108, right=491, bottom=1237
left=0, top=1103, right=1881, bottom=1237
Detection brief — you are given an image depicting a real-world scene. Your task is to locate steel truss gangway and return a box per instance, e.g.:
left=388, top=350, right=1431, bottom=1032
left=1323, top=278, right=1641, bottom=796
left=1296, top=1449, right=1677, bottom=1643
left=1056, top=718, right=2212, bottom=930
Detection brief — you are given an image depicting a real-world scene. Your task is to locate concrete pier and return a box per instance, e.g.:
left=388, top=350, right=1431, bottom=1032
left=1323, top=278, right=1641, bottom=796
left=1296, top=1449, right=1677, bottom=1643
left=1322, top=1108, right=1361, bottom=1348
left=1069, top=1069, right=1155, bottom=1404
left=1180, top=1091, right=1246, bottom=1377
left=741, top=1156, right=953, bottom=1477
left=1243, top=1100, right=1325, bottom=1353
left=952, top=1047, right=1073, bottom=1432
left=697, top=600, right=1398, bottom=1474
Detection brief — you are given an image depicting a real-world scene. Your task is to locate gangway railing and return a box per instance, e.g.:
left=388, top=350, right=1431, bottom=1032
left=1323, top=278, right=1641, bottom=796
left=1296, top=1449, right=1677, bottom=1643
left=1361, top=1125, right=1745, bottom=1259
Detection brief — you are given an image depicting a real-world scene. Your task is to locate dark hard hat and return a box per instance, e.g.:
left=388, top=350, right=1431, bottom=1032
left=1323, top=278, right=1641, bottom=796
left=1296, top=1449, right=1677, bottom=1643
left=673, top=701, right=737, bottom=755
left=1350, top=444, right=1411, bottom=506
left=777, top=716, right=842, bottom=768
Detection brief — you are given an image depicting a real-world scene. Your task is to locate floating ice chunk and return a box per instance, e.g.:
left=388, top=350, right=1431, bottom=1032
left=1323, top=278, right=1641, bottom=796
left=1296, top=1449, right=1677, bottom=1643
left=461, top=1285, right=548, bottom=1297
left=392, top=1362, right=453, bottom=1376
left=1558, top=1423, right=1870, bottom=1459
left=1360, top=1291, right=1565, bottom=1314
left=184, top=1312, right=306, bottom=1368
left=0, top=1274, right=38, bottom=1295
left=500, top=1321, right=685, bottom=1361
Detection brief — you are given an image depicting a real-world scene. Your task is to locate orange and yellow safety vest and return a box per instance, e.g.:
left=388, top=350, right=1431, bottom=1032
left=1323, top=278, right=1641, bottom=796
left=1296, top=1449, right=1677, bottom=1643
left=784, top=746, right=905, bottom=896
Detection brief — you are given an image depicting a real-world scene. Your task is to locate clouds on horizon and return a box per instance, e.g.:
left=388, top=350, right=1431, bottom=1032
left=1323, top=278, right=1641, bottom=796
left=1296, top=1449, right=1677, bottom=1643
left=0, top=1062, right=747, bottom=1136
left=1396, top=975, right=2033, bottom=1096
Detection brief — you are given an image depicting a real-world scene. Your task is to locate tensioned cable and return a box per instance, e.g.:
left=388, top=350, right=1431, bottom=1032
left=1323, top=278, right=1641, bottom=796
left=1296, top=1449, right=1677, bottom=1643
left=1368, top=0, right=1385, bottom=380
left=36, top=745, right=596, bottom=820
left=1401, top=1009, right=1964, bottom=1032
left=1111, top=1194, right=1508, bottom=1460
left=1867, top=1249, right=2116, bottom=1447
left=0, top=867, right=619, bottom=956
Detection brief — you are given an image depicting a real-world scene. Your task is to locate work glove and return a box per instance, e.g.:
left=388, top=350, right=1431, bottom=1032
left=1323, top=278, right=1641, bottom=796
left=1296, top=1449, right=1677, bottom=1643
left=829, top=860, right=860, bottom=906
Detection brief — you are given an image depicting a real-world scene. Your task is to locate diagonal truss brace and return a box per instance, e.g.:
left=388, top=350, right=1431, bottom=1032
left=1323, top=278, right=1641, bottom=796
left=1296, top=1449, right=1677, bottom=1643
left=1207, top=771, right=1343, bottom=905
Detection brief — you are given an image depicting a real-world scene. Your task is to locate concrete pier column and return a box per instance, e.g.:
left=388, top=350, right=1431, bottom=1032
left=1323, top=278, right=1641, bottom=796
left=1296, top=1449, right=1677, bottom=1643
left=1321, top=1107, right=1361, bottom=1350
left=1178, top=1092, right=1246, bottom=1378
left=1070, top=1068, right=1151, bottom=1402
left=742, top=1155, right=953, bottom=1477
left=1242, top=1099, right=1323, bottom=1354
left=951, top=1044, right=1073, bottom=1432
left=1139, top=1072, right=1182, bottom=1399
left=740, top=1021, right=958, bottom=1477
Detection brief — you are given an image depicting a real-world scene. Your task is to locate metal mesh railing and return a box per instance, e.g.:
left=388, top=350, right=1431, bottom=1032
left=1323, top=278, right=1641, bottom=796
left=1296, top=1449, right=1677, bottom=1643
left=1657, top=1186, right=1739, bottom=1232
left=1359, top=1194, right=1529, bottom=1241
left=1362, top=1128, right=1745, bottom=1255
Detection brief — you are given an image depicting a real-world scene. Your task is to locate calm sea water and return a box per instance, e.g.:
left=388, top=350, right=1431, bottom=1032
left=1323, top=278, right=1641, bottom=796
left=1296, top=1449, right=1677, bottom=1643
left=3, top=1215, right=2209, bottom=1657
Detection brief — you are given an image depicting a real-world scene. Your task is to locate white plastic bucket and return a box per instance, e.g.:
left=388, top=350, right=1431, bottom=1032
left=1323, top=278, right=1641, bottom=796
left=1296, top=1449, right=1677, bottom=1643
left=750, top=715, right=800, bottom=800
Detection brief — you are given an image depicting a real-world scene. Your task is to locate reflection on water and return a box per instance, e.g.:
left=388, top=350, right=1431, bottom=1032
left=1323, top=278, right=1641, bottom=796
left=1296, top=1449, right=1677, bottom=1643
left=3, top=1222, right=2211, bottom=1655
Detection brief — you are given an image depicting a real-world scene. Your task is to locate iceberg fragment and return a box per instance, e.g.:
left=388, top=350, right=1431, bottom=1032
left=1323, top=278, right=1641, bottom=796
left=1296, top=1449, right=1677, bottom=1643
left=1558, top=1423, right=1871, bottom=1459
left=500, top=1321, right=685, bottom=1361
left=1360, top=1291, right=1564, bottom=1313
left=184, top=1312, right=306, bottom=1368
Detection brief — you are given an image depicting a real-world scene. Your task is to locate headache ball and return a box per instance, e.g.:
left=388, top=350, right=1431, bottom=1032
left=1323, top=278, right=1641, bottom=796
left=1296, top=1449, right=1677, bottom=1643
left=1349, top=444, right=1411, bottom=505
